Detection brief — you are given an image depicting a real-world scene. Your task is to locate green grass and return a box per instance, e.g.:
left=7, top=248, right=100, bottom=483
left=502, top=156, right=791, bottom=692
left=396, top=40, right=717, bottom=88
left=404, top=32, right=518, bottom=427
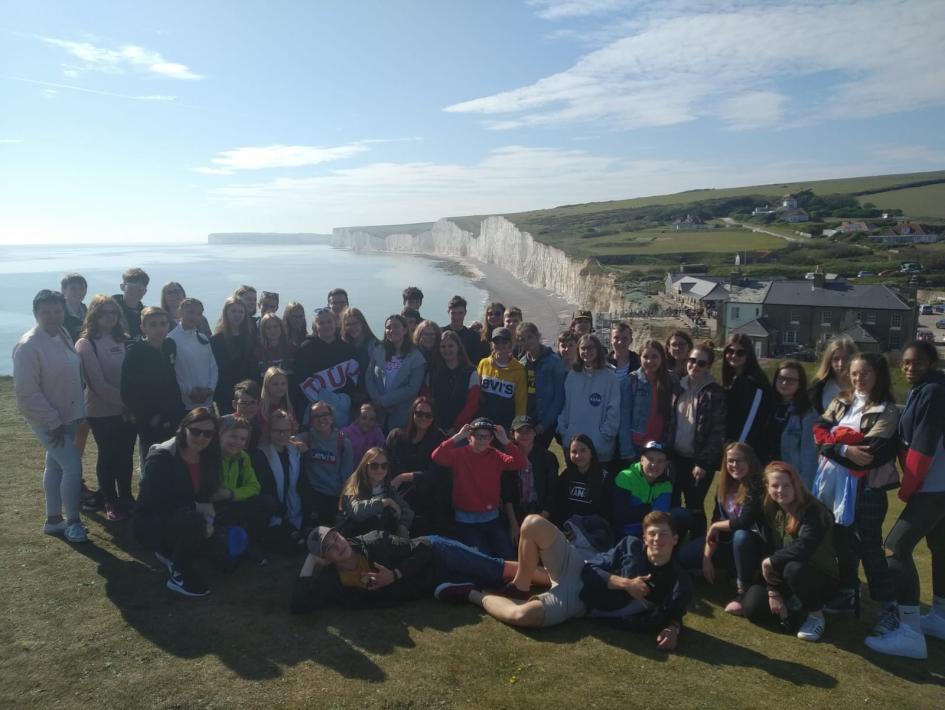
left=1, top=378, right=943, bottom=708
left=862, top=183, right=945, bottom=220
left=546, top=229, right=784, bottom=258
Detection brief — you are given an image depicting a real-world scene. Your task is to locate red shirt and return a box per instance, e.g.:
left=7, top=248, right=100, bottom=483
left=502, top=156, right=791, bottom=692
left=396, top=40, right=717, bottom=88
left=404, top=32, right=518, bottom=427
left=185, top=460, right=202, bottom=495
left=431, top=440, right=527, bottom=514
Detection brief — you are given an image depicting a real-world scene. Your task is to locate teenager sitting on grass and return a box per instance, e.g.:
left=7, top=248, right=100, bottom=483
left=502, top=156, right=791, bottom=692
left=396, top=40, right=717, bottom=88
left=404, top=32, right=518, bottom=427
left=436, top=511, right=690, bottom=651
left=338, top=447, right=414, bottom=537
left=741, top=461, right=838, bottom=642
left=609, top=441, right=690, bottom=539
left=677, top=442, right=766, bottom=616
left=134, top=408, right=222, bottom=598
left=297, top=401, right=354, bottom=527
left=212, top=415, right=278, bottom=564
left=290, top=525, right=549, bottom=613
left=251, top=409, right=307, bottom=553
left=431, top=418, right=527, bottom=559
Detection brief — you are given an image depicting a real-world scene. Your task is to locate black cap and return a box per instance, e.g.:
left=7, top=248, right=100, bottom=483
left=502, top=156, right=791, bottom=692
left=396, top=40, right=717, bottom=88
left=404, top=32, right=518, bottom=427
left=641, top=441, right=667, bottom=456
left=469, top=417, right=495, bottom=432
left=511, top=415, right=536, bottom=431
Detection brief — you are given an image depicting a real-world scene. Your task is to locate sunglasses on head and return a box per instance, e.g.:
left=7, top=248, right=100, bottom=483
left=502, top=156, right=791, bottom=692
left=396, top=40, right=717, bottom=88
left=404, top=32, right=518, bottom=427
left=186, top=426, right=215, bottom=439
left=687, top=357, right=709, bottom=368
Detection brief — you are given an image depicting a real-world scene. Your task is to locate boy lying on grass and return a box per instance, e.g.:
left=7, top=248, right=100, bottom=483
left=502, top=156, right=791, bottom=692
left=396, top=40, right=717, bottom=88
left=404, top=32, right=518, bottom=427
left=436, top=510, right=690, bottom=651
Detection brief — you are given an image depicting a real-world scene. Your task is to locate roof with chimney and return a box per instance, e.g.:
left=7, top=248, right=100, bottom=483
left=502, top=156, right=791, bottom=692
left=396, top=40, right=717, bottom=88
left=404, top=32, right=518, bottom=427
left=765, top=281, right=910, bottom=310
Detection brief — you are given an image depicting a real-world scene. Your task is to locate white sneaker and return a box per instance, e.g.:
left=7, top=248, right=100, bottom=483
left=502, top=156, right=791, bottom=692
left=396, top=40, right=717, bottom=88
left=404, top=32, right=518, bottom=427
left=921, top=610, right=945, bottom=641
left=64, top=522, right=89, bottom=543
left=797, top=614, right=825, bottom=642
left=865, top=623, right=928, bottom=659
left=42, top=520, right=68, bottom=535
left=155, top=552, right=174, bottom=574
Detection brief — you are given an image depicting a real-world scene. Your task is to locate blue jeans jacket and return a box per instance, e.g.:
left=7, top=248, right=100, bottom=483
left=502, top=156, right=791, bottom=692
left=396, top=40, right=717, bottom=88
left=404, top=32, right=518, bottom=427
left=780, top=407, right=818, bottom=488
left=522, top=347, right=567, bottom=434
left=618, top=369, right=659, bottom=460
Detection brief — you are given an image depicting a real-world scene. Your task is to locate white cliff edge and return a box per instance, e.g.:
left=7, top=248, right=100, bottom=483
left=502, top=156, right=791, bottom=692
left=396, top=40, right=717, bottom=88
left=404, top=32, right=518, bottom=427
left=331, top=216, right=624, bottom=314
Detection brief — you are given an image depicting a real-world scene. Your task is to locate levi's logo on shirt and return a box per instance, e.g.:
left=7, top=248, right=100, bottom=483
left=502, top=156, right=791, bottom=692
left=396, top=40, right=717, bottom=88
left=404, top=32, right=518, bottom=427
left=308, top=449, right=338, bottom=465
left=481, top=376, right=515, bottom=398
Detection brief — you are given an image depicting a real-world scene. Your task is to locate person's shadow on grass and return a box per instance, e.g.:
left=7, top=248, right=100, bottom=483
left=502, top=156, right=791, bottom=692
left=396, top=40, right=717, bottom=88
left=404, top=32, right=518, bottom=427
left=68, top=540, right=389, bottom=683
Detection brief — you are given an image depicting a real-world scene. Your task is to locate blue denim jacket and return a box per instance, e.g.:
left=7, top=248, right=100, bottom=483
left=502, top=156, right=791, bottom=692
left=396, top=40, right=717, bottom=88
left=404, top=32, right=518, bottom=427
left=779, top=406, right=818, bottom=488
left=520, top=347, right=567, bottom=434
left=618, top=368, right=669, bottom=460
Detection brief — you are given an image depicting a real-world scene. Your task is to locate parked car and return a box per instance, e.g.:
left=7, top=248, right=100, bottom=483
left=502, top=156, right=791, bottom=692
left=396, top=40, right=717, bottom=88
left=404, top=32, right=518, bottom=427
left=935, top=318, right=945, bottom=330
left=935, top=304, right=945, bottom=314
left=918, top=330, right=935, bottom=342
left=857, top=270, right=876, bottom=278
left=920, top=304, right=934, bottom=315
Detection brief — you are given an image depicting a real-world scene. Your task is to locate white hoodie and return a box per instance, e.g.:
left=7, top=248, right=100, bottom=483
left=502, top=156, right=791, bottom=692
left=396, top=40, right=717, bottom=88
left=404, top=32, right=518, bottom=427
left=168, top=325, right=218, bottom=410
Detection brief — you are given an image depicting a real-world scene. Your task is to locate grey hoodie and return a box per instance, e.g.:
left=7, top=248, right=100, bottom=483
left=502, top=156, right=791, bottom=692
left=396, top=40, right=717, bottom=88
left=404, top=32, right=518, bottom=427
left=301, top=428, right=355, bottom=496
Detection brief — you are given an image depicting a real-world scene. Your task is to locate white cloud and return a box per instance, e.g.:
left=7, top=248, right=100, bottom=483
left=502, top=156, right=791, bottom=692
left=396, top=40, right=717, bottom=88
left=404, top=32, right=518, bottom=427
left=868, top=144, right=945, bottom=165
left=527, top=0, right=631, bottom=20
left=447, top=0, right=945, bottom=131
left=716, top=91, right=790, bottom=130
left=42, top=38, right=203, bottom=80
left=0, top=138, right=23, bottom=144
left=136, top=94, right=177, bottom=102
left=196, top=143, right=370, bottom=174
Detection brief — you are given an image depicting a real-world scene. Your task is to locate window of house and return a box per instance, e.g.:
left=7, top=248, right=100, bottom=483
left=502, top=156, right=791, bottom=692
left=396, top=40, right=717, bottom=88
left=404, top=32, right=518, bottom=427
left=865, top=312, right=877, bottom=325
left=889, top=333, right=902, bottom=349
left=732, top=306, right=740, bottom=319
left=821, top=310, right=832, bottom=325
left=783, top=330, right=798, bottom=345
left=891, top=313, right=902, bottom=329
left=789, top=309, right=800, bottom=324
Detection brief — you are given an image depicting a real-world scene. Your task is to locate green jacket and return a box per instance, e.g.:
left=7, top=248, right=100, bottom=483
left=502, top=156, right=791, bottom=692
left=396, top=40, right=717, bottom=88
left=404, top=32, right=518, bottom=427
left=221, top=451, right=262, bottom=502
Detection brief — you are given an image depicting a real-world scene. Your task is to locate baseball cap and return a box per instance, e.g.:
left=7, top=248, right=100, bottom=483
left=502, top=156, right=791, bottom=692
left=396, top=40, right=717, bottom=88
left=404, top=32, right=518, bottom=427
left=306, top=525, right=340, bottom=555
left=469, top=417, right=495, bottom=432
left=641, top=441, right=667, bottom=455
left=574, top=310, right=593, bottom=321
left=490, top=326, right=513, bottom=342
left=511, top=415, right=536, bottom=431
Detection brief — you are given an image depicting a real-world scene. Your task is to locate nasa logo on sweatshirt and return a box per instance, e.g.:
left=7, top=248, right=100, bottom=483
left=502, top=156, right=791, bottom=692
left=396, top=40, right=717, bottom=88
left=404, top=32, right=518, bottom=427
left=588, top=392, right=602, bottom=407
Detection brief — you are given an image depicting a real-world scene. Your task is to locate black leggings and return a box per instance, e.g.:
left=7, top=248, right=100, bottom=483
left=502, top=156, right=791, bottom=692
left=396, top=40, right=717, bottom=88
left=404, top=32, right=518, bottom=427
left=885, top=491, right=945, bottom=605
left=135, top=510, right=209, bottom=573
left=87, top=415, right=137, bottom=504
left=215, top=494, right=279, bottom=545
left=671, top=454, right=715, bottom=538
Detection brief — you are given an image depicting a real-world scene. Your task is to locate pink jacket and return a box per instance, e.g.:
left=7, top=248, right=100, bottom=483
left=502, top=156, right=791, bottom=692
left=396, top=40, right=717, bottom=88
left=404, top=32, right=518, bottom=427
left=341, top=422, right=387, bottom=465
left=76, top=334, right=126, bottom=418
left=12, top=326, right=84, bottom=430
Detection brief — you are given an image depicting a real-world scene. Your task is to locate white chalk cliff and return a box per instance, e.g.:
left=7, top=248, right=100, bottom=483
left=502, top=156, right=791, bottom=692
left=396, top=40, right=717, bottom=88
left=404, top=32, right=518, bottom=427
left=332, top=216, right=625, bottom=313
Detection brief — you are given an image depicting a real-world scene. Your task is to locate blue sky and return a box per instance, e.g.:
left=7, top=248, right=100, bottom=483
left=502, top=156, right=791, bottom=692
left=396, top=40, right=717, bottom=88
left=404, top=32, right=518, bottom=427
left=2, top=0, right=944, bottom=244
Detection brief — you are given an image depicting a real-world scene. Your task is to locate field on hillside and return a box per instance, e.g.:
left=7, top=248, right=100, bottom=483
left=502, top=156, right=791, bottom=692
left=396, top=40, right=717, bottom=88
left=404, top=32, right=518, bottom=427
left=1, top=379, right=943, bottom=708
left=862, top=183, right=945, bottom=220
left=551, top=229, right=785, bottom=258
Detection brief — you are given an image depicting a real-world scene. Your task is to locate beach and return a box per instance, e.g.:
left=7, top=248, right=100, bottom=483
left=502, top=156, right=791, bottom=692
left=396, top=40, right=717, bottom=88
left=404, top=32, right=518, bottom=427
left=447, top=256, right=577, bottom=342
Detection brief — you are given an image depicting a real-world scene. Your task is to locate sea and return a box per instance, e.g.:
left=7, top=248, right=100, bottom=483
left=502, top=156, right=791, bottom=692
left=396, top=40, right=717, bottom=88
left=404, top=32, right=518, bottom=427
left=0, top=243, right=487, bottom=375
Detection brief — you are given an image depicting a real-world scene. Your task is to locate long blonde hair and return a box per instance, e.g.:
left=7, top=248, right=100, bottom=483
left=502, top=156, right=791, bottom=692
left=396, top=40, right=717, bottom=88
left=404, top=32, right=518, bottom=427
left=260, top=366, right=294, bottom=422
left=812, top=335, right=857, bottom=386
left=717, top=442, right=762, bottom=508
left=340, top=447, right=389, bottom=503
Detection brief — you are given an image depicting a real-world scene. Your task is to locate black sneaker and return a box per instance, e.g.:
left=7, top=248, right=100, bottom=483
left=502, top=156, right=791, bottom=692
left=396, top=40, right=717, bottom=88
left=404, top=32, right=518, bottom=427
left=824, top=587, right=859, bottom=616
left=166, top=567, right=209, bottom=597
left=434, top=582, right=474, bottom=604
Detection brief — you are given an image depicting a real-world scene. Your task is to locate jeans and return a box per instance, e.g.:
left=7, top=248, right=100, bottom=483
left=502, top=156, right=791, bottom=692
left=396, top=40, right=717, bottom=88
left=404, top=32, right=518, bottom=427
left=426, top=535, right=506, bottom=587
left=87, top=415, right=137, bottom=505
left=671, top=454, right=715, bottom=538
left=833, top=486, right=894, bottom=602
left=454, top=517, right=515, bottom=560
left=29, top=421, right=82, bottom=521
left=677, top=528, right=766, bottom=590
left=885, top=491, right=945, bottom=604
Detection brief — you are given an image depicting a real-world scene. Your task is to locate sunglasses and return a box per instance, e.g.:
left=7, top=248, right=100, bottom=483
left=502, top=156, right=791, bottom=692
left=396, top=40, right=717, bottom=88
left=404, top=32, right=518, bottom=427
left=687, top=357, right=709, bottom=368
left=487, top=311, right=502, bottom=317
left=725, top=348, right=747, bottom=357
left=414, top=411, right=434, bottom=419
left=368, top=461, right=389, bottom=470
left=311, top=411, right=333, bottom=419
left=777, top=376, right=800, bottom=384
left=186, top=427, right=215, bottom=439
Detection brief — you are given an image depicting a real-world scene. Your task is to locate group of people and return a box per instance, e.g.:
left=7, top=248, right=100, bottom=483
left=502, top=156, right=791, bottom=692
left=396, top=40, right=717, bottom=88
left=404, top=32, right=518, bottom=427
left=12, top=268, right=945, bottom=659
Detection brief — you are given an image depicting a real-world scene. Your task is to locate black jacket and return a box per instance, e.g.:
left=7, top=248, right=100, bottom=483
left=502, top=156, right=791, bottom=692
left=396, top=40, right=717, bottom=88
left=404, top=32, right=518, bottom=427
left=725, top=373, right=775, bottom=461
left=765, top=501, right=838, bottom=580
left=290, top=531, right=437, bottom=613
left=501, top=446, right=559, bottom=521
left=580, top=536, right=691, bottom=630
left=120, top=338, right=184, bottom=431
left=210, top=332, right=257, bottom=412
left=136, top=440, right=215, bottom=516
